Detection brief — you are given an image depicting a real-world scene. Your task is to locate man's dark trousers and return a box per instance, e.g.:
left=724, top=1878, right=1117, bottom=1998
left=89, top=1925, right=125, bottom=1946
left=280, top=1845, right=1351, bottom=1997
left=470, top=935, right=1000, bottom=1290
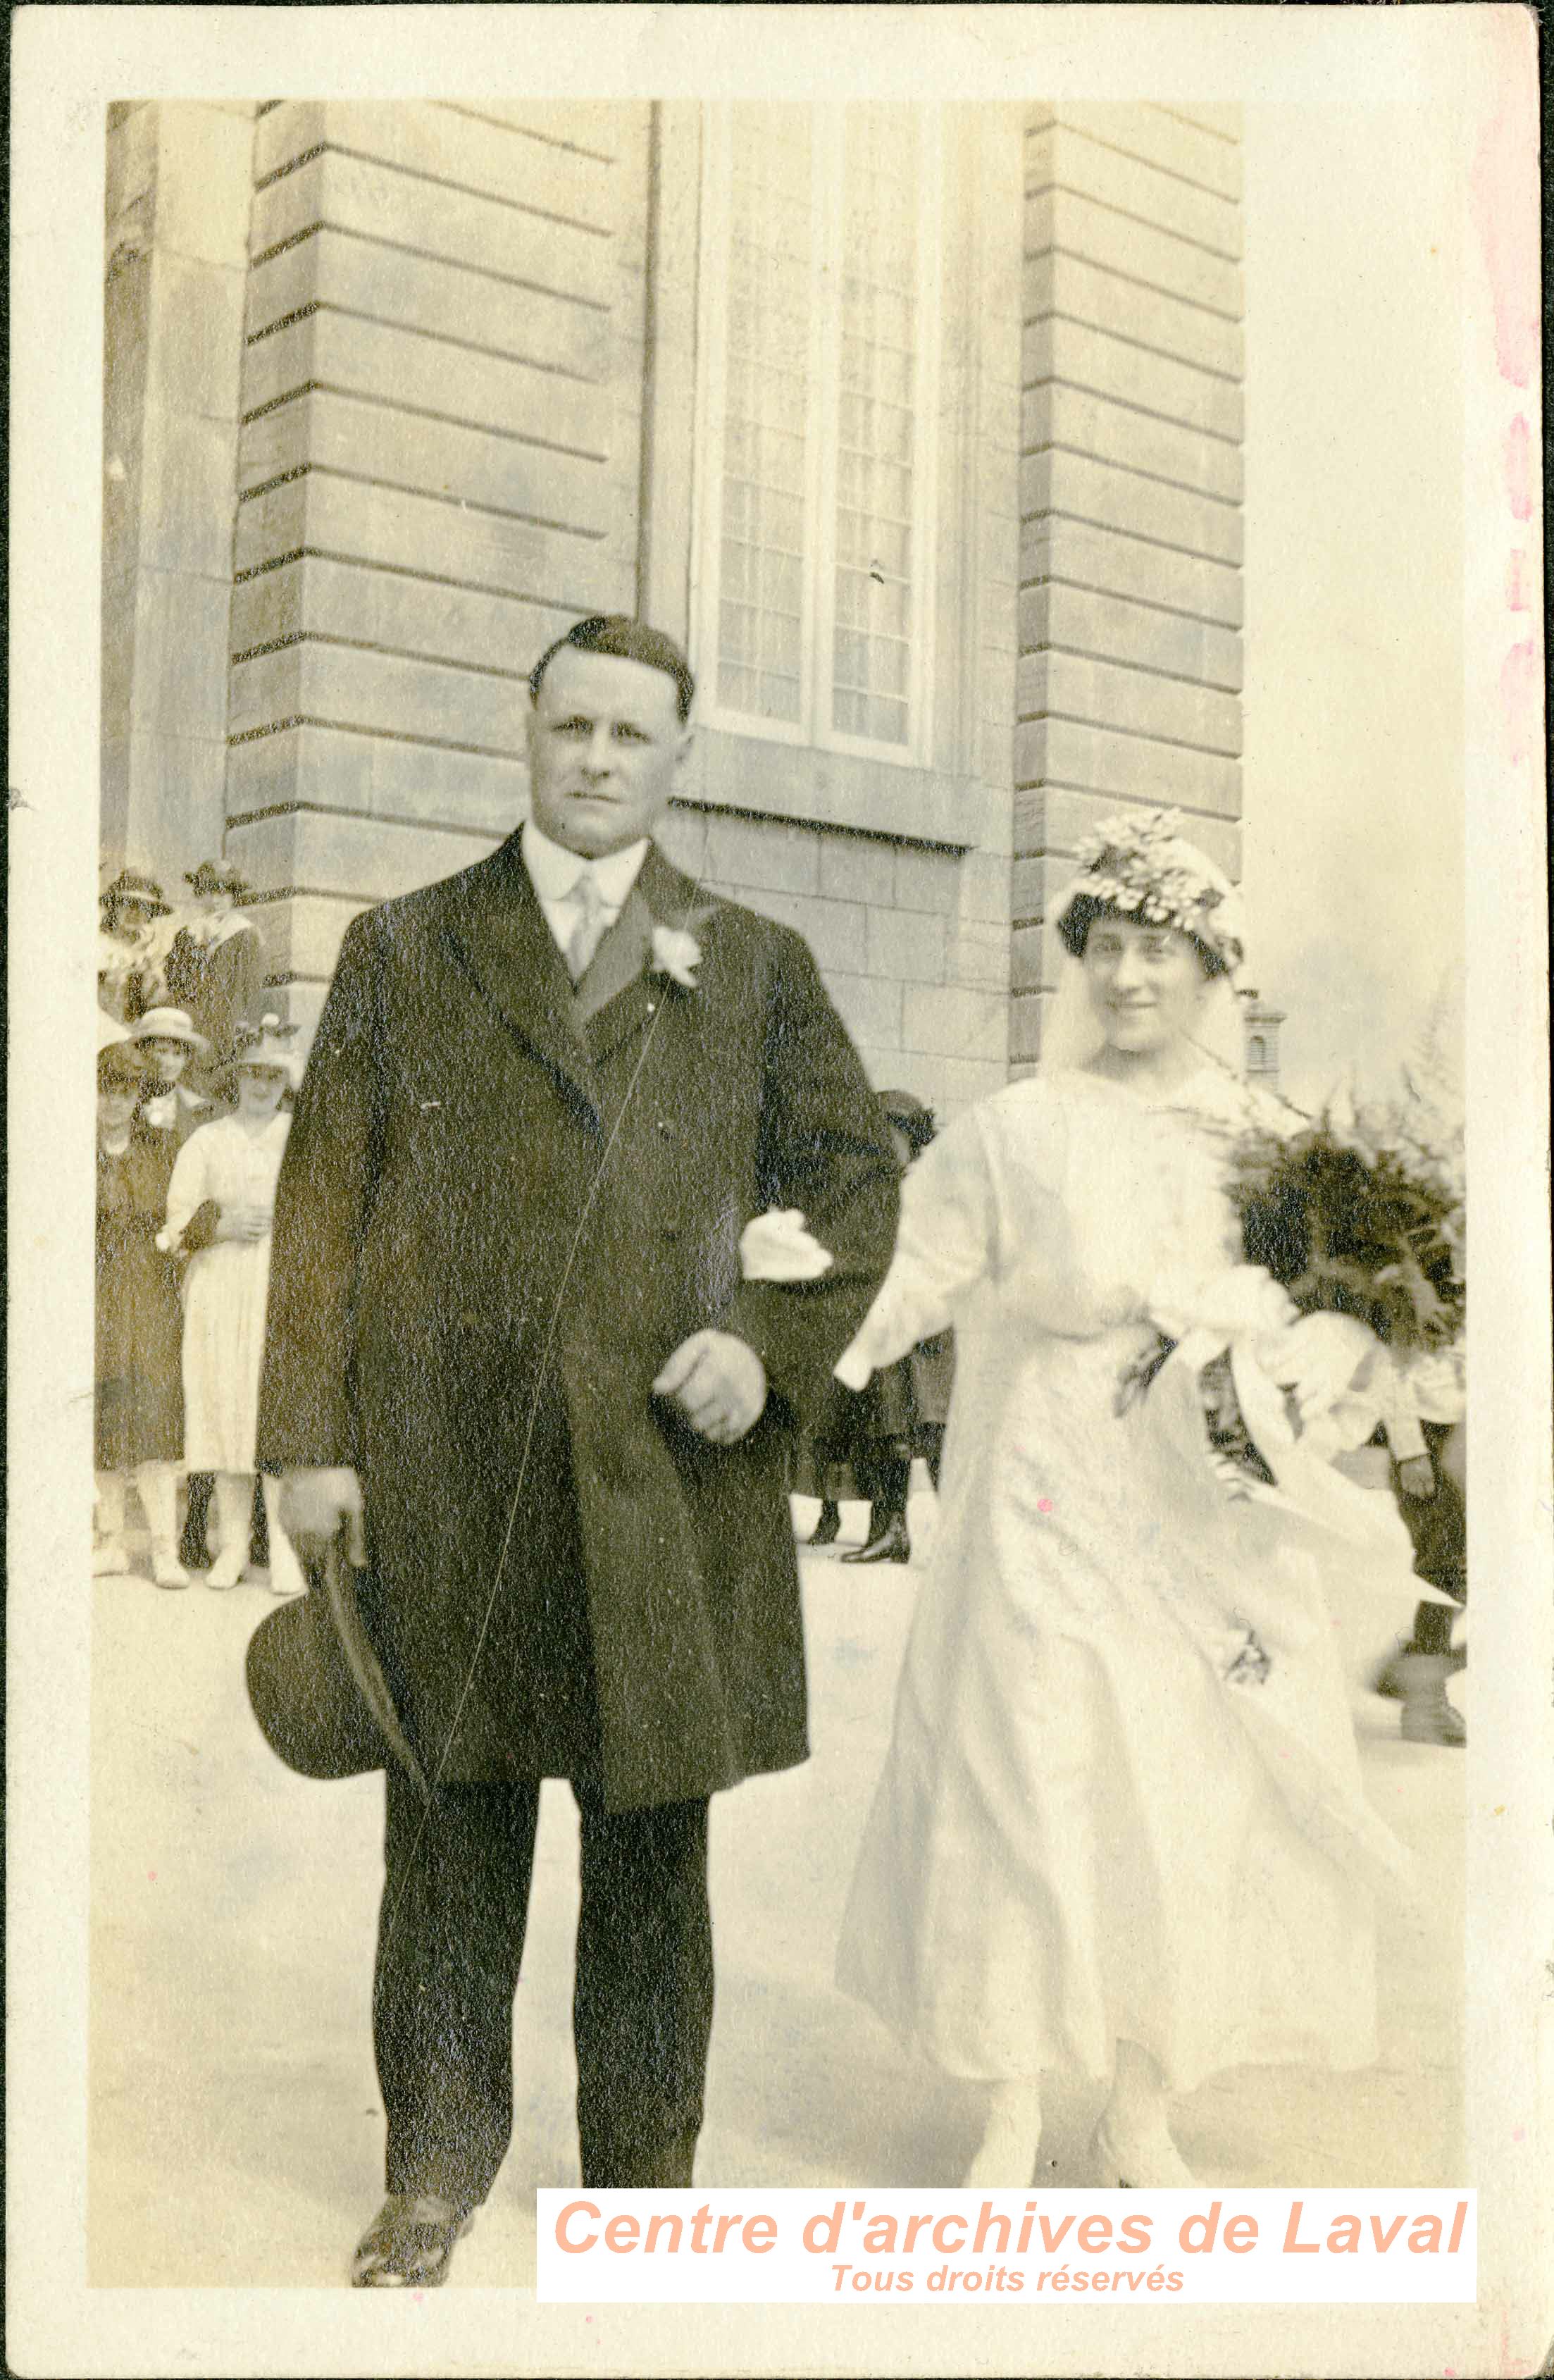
left=373, top=1770, right=713, bottom=2209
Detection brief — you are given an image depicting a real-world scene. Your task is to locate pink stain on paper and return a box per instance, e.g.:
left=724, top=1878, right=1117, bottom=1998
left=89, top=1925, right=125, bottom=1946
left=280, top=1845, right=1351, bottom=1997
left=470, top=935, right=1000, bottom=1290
left=1469, top=28, right=1539, bottom=388
left=1503, top=416, right=1534, bottom=519
left=1500, top=642, right=1539, bottom=769
left=1479, top=31, right=1546, bottom=793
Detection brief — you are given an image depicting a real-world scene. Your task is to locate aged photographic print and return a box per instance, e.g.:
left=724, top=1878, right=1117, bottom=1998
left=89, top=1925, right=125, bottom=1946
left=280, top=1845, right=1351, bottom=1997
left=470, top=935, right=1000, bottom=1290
left=8, top=6, right=1548, bottom=2375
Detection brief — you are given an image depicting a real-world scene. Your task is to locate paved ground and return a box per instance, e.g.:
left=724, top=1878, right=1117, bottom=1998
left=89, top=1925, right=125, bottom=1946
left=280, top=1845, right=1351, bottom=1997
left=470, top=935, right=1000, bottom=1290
left=88, top=1487, right=1465, bottom=2288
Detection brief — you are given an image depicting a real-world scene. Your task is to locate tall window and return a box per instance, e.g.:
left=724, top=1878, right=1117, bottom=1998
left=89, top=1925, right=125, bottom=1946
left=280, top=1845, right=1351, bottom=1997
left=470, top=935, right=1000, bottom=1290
left=695, top=103, right=940, bottom=763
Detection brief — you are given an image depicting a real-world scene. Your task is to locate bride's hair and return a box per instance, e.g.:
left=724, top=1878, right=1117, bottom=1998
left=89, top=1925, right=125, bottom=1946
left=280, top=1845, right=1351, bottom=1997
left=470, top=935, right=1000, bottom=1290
left=1057, top=895, right=1229, bottom=979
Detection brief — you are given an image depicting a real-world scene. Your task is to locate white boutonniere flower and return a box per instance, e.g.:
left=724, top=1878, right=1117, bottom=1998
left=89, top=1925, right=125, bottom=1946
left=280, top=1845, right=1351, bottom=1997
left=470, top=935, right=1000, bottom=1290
left=740, top=1208, right=835, bottom=1284
left=649, top=924, right=703, bottom=990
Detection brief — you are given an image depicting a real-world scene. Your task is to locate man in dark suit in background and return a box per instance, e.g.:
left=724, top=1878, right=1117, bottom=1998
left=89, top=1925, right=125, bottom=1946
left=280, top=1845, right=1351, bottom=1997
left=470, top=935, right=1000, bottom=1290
left=259, top=615, right=900, bottom=2287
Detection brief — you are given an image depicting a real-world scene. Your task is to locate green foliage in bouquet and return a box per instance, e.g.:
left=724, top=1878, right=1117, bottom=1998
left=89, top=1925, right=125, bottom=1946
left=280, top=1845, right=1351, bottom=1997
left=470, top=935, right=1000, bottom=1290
left=1228, top=1118, right=1465, bottom=1354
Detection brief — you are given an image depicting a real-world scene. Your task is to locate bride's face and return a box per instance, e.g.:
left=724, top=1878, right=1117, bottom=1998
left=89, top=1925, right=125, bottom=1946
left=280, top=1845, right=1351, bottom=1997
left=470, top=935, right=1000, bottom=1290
left=1083, top=917, right=1209, bottom=1054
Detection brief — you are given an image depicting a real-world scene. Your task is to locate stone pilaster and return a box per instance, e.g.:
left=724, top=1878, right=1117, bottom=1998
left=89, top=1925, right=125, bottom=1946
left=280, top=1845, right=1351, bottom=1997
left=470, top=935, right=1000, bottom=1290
left=1013, top=103, right=1245, bottom=1065
left=101, top=101, right=256, bottom=879
left=226, top=101, right=650, bottom=1035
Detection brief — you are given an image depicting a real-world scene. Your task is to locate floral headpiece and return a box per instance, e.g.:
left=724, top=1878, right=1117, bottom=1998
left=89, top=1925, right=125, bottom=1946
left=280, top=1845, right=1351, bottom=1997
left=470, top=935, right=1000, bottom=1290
left=1056, top=807, right=1245, bottom=975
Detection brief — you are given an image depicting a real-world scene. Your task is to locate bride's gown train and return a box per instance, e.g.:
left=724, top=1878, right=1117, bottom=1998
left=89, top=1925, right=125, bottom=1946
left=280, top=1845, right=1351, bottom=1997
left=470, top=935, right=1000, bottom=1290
left=835, top=1066, right=1419, bottom=2095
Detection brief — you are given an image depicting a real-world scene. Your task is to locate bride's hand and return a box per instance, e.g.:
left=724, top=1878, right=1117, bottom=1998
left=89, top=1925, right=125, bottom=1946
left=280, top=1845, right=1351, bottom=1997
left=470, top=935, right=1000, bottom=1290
left=1150, top=1263, right=1298, bottom=1345
left=1262, top=1309, right=1374, bottom=1425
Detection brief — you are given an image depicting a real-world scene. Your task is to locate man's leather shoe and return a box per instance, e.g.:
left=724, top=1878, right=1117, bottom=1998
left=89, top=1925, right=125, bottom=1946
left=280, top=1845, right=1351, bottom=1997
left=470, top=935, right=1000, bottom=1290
left=840, top=1515, right=910, bottom=1565
left=352, top=2193, right=473, bottom=2288
left=806, top=1501, right=841, bottom=1547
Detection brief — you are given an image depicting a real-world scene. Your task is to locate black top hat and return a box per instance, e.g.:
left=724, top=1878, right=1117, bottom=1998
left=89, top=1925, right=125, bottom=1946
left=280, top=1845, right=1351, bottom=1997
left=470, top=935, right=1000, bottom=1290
left=185, top=858, right=252, bottom=898
left=246, top=1536, right=432, bottom=1804
left=101, top=867, right=168, bottom=915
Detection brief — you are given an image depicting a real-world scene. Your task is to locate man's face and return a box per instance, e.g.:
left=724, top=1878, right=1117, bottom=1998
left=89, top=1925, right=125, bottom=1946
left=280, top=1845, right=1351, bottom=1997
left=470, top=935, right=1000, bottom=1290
left=526, top=647, right=690, bottom=859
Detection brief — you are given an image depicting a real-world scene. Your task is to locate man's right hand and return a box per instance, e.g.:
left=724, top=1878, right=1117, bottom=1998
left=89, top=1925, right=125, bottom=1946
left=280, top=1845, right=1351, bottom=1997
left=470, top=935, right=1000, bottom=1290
left=278, top=1466, right=367, bottom=1567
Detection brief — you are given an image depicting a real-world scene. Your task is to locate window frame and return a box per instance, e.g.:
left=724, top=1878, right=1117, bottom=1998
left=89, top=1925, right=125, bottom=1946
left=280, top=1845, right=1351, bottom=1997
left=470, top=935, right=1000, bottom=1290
left=690, top=101, right=943, bottom=770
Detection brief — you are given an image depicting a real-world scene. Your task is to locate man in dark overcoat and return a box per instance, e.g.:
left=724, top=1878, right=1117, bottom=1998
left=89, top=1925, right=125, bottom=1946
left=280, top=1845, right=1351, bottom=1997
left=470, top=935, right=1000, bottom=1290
left=258, top=614, right=900, bottom=2286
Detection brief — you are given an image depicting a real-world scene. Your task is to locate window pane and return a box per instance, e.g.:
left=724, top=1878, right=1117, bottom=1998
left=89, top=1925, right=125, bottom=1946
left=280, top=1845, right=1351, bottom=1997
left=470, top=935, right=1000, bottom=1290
left=714, top=106, right=813, bottom=726
left=831, top=105, right=921, bottom=745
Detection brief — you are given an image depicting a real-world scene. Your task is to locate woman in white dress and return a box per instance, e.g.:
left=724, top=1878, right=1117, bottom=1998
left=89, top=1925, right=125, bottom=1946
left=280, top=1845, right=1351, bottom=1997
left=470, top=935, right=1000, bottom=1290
left=163, top=1018, right=306, bottom=1596
left=834, top=813, right=1418, bottom=2189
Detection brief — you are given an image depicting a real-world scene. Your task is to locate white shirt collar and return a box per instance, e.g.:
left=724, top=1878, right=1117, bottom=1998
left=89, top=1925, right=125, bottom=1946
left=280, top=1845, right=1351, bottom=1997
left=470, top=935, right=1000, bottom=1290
left=521, top=817, right=651, bottom=915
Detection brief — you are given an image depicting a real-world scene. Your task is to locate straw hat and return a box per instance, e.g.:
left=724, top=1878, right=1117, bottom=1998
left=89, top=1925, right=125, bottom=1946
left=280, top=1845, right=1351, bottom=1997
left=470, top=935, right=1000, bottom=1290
left=100, top=867, right=168, bottom=917
left=130, top=1007, right=209, bottom=1055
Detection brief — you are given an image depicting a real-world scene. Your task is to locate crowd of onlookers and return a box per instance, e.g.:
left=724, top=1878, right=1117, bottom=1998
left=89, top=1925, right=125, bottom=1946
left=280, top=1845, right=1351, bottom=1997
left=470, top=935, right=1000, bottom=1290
left=95, top=860, right=303, bottom=1592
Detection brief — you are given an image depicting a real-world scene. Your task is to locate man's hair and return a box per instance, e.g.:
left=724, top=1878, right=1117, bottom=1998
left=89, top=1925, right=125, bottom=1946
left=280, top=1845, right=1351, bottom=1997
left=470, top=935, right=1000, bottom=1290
left=529, top=616, right=697, bottom=725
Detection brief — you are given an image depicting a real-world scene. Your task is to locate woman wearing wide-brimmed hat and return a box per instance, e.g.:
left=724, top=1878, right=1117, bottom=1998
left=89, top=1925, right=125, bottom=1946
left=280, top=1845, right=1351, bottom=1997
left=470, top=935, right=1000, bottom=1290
left=99, top=867, right=172, bottom=1027
left=161, top=1017, right=305, bottom=1594
left=835, top=810, right=1424, bottom=2192
left=130, top=1007, right=215, bottom=1146
left=94, top=1040, right=188, bottom=1585
left=163, top=858, right=264, bottom=1087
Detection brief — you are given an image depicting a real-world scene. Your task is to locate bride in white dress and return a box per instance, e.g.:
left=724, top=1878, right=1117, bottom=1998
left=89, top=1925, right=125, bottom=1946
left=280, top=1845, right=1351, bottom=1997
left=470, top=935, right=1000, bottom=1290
left=834, top=814, right=1419, bottom=2189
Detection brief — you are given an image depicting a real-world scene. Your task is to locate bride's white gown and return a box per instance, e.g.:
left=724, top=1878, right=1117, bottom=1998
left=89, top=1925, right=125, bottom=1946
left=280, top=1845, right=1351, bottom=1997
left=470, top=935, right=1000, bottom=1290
left=835, top=1065, right=1417, bottom=2094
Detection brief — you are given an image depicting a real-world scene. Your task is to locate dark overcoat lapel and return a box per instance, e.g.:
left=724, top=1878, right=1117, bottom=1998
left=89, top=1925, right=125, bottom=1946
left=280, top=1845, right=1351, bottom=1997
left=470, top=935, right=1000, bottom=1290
left=259, top=829, right=899, bottom=1810
left=440, top=835, right=598, bottom=1117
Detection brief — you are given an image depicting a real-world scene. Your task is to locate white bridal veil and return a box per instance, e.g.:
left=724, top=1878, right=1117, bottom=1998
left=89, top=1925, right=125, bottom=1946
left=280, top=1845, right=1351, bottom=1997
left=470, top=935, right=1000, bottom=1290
left=1038, top=937, right=1248, bottom=1078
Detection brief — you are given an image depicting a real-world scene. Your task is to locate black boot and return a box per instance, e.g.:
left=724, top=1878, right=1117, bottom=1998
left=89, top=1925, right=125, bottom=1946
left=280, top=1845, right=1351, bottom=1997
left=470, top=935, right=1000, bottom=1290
left=807, top=1500, right=842, bottom=1547
left=840, top=1511, right=910, bottom=1565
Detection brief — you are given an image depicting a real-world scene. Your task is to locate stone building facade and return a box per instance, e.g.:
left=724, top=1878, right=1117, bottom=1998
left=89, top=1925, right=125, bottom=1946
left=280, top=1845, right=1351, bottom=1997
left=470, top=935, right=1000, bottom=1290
left=101, top=97, right=1247, bottom=1112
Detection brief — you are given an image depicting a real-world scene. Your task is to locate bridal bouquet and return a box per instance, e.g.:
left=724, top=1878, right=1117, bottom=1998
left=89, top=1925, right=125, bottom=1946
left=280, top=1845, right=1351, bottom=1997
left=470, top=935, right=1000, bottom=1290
left=1226, top=1104, right=1464, bottom=1356
left=1124, top=1093, right=1465, bottom=1496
